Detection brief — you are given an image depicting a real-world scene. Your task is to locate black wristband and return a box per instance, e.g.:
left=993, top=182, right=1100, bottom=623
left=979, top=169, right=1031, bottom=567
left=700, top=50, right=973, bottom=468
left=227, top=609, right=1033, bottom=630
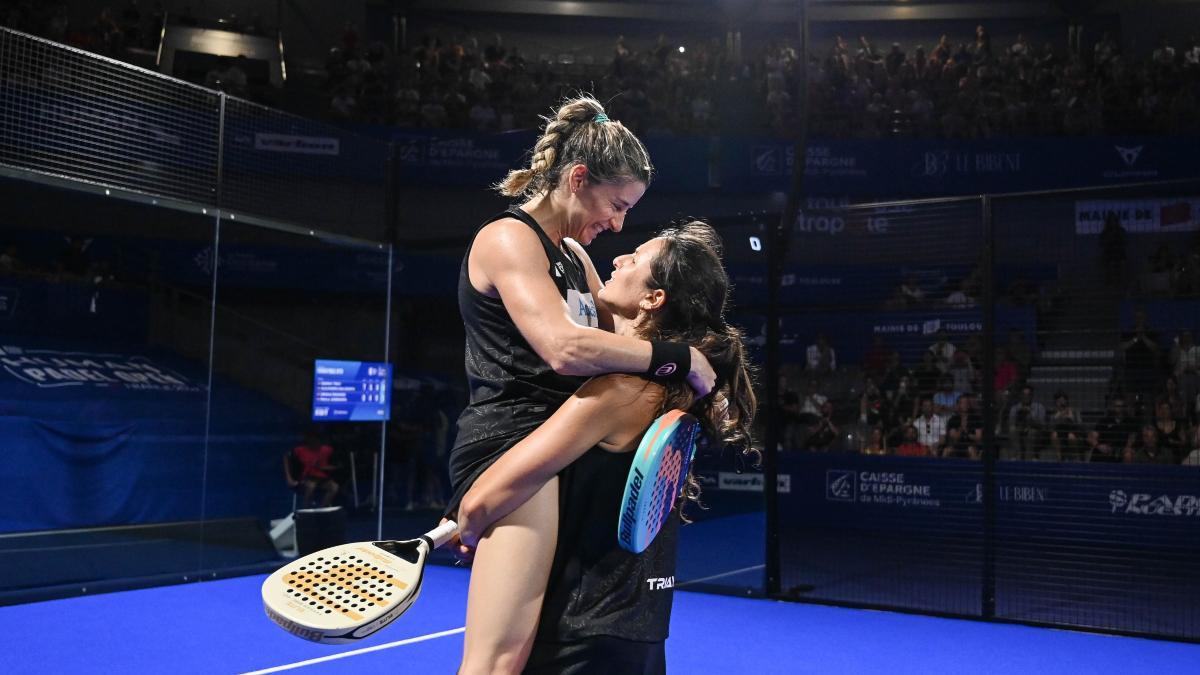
left=648, top=341, right=690, bottom=381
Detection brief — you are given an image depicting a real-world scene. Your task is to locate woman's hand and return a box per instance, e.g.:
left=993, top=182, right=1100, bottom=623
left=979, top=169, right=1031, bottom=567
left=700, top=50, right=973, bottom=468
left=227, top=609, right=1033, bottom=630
left=687, top=347, right=716, bottom=397
left=441, top=517, right=475, bottom=565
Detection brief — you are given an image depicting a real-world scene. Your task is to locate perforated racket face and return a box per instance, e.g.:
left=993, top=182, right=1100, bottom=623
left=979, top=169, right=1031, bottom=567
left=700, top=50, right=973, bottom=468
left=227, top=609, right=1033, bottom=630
left=262, top=542, right=423, bottom=643
left=618, top=411, right=700, bottom=553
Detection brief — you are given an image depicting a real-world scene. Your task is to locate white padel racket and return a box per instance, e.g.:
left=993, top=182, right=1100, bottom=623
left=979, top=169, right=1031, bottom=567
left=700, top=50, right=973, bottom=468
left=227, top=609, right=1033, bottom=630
left=617, top=409, right=701, bottom=553
left=262, top=519, right=458, bottom=644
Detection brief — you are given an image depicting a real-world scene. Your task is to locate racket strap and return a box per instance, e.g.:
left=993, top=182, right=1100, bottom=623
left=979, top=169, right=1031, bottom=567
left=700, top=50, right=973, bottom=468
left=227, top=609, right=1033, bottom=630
left=648, top=341, right=690, bottom=381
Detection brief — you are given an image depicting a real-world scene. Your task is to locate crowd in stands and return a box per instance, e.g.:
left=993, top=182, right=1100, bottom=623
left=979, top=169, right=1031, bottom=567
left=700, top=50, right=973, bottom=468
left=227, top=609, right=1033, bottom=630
left=801, top=27, right=1200, bottom=139
left=6, top=3, right=1200, bottom=140
left=779, top=319, right=1200, bottom=465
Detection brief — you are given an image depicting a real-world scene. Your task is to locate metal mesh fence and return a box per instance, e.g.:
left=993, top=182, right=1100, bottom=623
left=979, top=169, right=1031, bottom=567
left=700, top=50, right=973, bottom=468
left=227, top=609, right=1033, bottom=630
left=0, top=26, right=387, bottom=240
left=0, top=28, right=220, bottom=204
left=768, top=184, right=1200, bottom=640
left=989, top=183, right=1200, bottom=638
left=220, top=98, right=388, bottom=241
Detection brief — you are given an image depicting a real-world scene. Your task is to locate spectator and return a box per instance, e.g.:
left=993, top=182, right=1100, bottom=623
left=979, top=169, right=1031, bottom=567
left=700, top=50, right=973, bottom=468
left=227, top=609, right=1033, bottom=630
left=932, top=375, right=961, bottom=420
left=948, top=349, right=976, bottom=394
left=1163, top=374, right=1190, bottom=424
left=899, top=275, right=925, bottom=307
left=862, top=426, right=888, bottom=455
left=285, top=430, right=340, bottom=508
left=1094, top=395, right=1139, bottom=455
left=894, top=424, right=927, bottom=457
left=859, top=376, right=885, bottom=427
left=1184, top=425, right=1200, bottom=465
left=1125, top=424, right=1175, bottom=464
left=944, top=393, right=982, bottom=460
left=805, top=333, right=837, bottom=377
left=1120, top=308, right=1161, bottom=411
left=928, top=329, right=957, bottom=373
left=1006, top=384, right=1046, bottom=461
left=798, top=376, right=828, bottom=425
left=914, top=398, right=947, bottom=456
left=1085, top=429, right=1123, bottom=463
left=1152, top=399, right=1188, bottom=458
left=777, top=373, right=806, bottom=451
left=1169, top=330, right=1200, bottom=417
left=804, top=400, right=839, bottom=452
left=1048, top=390, right=1083, bottom=462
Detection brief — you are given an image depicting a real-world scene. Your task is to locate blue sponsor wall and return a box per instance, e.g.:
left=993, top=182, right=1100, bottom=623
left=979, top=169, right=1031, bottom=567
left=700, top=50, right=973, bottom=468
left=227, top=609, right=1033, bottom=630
left=0, top=338, right=299, bottom=532
left=371, top=126, right=1200, bottom=198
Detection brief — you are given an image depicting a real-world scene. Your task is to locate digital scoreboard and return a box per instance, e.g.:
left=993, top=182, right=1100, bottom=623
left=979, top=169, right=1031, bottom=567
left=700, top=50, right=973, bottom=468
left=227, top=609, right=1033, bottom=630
left=312, top=360, right=391, bottom=421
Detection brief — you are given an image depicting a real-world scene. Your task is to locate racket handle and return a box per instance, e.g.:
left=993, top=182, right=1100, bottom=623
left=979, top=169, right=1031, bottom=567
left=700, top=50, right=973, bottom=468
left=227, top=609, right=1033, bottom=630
left=426, top=519, right=458, bottom=549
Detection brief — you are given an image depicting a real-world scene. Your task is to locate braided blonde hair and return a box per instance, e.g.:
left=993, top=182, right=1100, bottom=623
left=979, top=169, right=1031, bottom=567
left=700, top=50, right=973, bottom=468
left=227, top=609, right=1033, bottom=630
left=496, top=95, right=653, bottom=198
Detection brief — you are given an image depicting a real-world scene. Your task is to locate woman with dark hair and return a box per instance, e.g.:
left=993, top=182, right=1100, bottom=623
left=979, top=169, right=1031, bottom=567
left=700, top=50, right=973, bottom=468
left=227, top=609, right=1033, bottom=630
left=454, top=222, right=756, bottom=674
left=445, top=93, right=716, bottom=673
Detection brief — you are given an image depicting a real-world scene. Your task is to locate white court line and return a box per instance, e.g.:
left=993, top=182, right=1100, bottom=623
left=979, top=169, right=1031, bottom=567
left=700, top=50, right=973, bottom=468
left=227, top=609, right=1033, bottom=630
left=677, top=564, right=765, bottom=588
left=239, top=627, right=466, bottom=675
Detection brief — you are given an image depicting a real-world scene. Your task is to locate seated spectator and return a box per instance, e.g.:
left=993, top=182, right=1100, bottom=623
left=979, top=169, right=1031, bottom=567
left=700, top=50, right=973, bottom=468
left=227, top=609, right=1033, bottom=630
left=806, top=333, right=837, bottom=377
left=914, top=398, right=946, bottom=456
left=948, top=349, right=976, bottom=394
left=932, top=375, right=961, bottom=420
left=859, top=376, right=885, bottom=427
left=798, top=376, right=828, bottom=425
left=1094, top=394, right=1139, bottom=453
left=861, top=426, right=888, bottom=456
left=285, top=431, right=340, bottom=508
left=883, top=373, right=918, bottom=440
left=928, top=329, right=956, bottom=373
left=777, top=373, right=806, bottom=451
left=894, top=424, right=928, bottom=457
left=1048, top=390, right=1083, bottom=462
left=1184, top=425, right=1200, bottom=465
left=1006, top=384, right=1046, bottom=461
left=1169, top=330, right=1200, bottom=417
left=1162, top=374, right=1190, bottom=424
left=1152, top=399, right=1188, bottom=458
left=804, top=400, right=839, bottom=452
left=944, top=393, right=982, bottom=460
left=1125, top=424, right=1176, bottom=464
left=1084, top=429, right=1122, bottom=463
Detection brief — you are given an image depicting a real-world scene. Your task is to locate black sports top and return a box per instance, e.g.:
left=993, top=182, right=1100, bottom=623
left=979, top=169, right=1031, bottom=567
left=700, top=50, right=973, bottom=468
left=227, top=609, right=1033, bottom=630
left=447, top=208, right=598, bottom=512
left=536, top=438, right=680, bottom=645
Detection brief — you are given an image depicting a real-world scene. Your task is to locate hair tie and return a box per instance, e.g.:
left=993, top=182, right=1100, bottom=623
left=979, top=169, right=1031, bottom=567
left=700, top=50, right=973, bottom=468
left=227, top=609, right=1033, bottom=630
left=593, top=112, right=611, bottom=124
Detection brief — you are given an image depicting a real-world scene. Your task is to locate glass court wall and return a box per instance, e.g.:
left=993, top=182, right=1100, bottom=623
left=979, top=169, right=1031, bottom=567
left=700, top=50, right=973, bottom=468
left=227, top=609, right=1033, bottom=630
left=0, top=27, right=393, bottom=602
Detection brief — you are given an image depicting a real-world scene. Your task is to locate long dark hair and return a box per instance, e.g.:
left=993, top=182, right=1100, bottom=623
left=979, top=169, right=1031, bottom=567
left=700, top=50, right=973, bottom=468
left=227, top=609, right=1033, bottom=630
left=636, top=220, right=758, bottom=467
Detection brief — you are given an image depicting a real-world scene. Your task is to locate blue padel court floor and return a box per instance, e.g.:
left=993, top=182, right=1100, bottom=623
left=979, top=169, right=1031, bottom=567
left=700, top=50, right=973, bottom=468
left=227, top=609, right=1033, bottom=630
left=2, top=564, right=1197, bottom=674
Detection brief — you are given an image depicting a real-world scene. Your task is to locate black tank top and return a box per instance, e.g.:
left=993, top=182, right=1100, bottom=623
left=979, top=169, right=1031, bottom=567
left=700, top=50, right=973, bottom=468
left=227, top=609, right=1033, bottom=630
left=536, top=440, right=680, bottom=644
left=448, top=208, right=598, bottom=504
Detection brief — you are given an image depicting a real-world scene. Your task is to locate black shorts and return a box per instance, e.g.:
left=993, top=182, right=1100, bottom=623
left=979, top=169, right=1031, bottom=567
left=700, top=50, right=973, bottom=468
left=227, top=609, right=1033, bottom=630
left=524, top=636, right=665, bottom=675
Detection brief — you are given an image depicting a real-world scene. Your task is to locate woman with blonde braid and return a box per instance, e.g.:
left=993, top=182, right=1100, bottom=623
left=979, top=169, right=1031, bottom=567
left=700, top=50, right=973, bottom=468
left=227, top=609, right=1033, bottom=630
left=444, top=96, right=715, bottom=672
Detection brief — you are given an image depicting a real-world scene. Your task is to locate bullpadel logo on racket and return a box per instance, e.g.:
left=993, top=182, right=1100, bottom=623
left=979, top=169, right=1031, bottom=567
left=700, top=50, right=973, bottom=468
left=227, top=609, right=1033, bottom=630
left=618, top=410, right=700, bottom=554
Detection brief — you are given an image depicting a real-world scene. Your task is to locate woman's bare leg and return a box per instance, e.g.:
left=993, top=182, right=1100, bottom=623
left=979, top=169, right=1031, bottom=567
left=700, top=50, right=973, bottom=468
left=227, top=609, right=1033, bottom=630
left=458, top=477, right=559, bottom=675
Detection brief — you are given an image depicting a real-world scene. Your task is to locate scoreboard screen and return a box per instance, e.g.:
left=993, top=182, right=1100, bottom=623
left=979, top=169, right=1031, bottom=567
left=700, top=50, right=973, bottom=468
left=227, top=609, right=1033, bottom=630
left=312, top=360, right=391, bottom=422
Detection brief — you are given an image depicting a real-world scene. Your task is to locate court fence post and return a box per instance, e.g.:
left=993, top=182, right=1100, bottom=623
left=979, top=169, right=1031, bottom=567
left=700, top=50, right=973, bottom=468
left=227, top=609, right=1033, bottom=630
left=980, top=194, right=997, bottom=619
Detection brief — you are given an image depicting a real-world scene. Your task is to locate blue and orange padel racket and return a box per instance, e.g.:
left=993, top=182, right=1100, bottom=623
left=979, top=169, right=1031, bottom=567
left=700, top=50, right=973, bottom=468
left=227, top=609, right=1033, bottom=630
left=617, top=409, right=701, bottom=553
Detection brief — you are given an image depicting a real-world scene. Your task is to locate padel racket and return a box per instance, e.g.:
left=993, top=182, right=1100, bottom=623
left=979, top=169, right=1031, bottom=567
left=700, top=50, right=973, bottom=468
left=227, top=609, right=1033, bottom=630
left=618, top=409, right=701, bottom=553
left=262, top=519, right=458, bottom=644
